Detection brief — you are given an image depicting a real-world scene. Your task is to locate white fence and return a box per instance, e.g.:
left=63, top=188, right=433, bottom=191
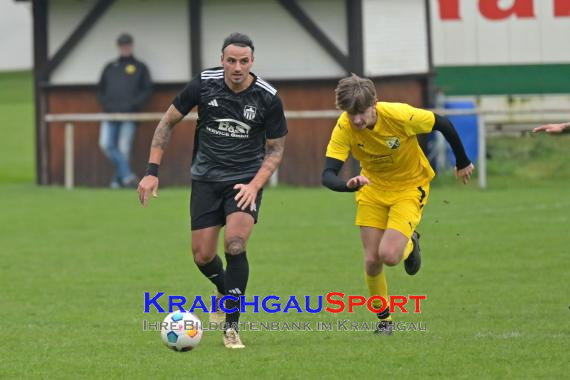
left=44, top=108, right=569, bottom=190
left=44, top=110, right=340, bottom=190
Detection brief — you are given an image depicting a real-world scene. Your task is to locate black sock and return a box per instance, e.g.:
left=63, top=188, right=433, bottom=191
left=196, top=255, right=225, bottom=295
left=224, top=251, right=249, bottom=330
left=377, top=308, right=391, bottom=320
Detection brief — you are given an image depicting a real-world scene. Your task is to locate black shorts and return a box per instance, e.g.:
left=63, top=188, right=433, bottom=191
left=190, top=179, right=263, bottom=230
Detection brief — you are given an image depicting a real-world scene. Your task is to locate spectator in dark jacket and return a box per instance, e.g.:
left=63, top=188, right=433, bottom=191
left=97, top=33, right=152, bottom=188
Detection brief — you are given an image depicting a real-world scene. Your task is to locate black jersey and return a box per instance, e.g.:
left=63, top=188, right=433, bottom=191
left=172, top=67, right=288, bottom=182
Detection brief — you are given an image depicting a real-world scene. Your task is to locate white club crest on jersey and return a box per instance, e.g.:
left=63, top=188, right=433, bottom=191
left=243, top=105, right=257, bottom=120
left=385, top=137, right=400, bottom=149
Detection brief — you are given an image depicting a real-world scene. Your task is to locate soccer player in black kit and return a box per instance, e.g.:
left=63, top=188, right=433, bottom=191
left=137, top=33, right=287, bottom=349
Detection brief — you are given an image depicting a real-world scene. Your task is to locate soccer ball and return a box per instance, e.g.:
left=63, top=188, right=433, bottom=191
left=160, top=311, right=203, bottom=352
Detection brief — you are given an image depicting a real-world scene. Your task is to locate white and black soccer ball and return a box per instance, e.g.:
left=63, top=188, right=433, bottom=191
left=160, top=311, right=203, bottom=352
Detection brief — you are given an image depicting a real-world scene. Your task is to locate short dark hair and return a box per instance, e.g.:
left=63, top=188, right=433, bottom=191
left=117, top=33, right=133, bottom=46
left=335, top=74, right=377, bottom=114
left=221, top=32, right=254, bottom=53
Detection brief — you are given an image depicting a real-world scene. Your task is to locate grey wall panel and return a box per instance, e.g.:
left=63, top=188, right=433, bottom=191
left=50, top=0, right=190, bottom=84
left=201, top=0, right=346, bottom=79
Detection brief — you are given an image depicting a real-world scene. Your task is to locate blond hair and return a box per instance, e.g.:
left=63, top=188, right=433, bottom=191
left=335, top=74, right=377, bottom=114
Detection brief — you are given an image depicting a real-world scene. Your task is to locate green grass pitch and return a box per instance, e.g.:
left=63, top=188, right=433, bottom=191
left=0, top=71, right=568, bottom=379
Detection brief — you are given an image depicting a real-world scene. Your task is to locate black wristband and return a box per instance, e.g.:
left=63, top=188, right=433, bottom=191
left=456, top=159, right=472, bottom=171
left=145, top=163, right=159, bottom=177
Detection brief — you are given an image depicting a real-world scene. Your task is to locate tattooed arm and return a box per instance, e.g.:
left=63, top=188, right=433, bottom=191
left=148, top=105, right=185, bottom=163
left=234, top=136, right=286, bottom=211
left=251, top=136, right=286, bottom=189
left=137, top=105, right=185, bottom=207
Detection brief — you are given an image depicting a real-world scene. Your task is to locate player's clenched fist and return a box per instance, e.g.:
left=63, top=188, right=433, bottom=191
left=346, top=175, right=370, bottom=190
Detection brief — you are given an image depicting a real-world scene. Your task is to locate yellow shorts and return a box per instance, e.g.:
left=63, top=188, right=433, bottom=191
left=354, top=183, right=430, bottom=238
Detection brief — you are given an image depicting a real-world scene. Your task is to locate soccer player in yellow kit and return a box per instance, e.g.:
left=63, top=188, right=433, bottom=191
left=322, top=74, right=475, bottom=334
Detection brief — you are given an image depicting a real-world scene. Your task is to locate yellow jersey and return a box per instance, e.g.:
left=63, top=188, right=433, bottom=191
left=325, top=102, right=435, bottom=190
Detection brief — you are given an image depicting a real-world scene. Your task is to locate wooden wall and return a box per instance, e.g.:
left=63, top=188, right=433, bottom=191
left=45, top=77, right=426, bottom=187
